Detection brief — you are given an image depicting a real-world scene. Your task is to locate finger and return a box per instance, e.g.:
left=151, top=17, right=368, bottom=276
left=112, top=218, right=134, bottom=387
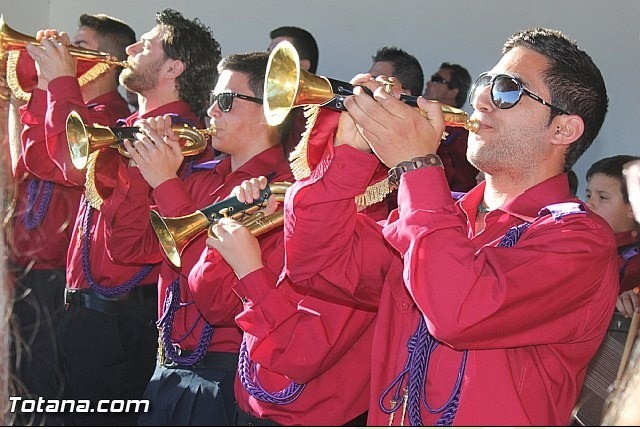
left=417, top=98, right=446, bottom=138
left=122, top=139, right=144, bottom=165
left=161, top=114, right=177, bottom=139
left=249, top=177, right=263, bottom=201
left=205, top=236, right=220, bottom=249
left=231, top=185, right=247, bottom=203
left=349, top=73, right=373, bottom=86
left=58, top=32, right=71, bottom=46
left=262, top=195, right=278, bottom=216
left=239, top=181, right=255, bottom=204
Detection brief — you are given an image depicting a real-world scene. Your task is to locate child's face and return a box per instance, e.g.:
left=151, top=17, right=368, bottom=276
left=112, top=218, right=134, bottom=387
left=586, top=172, right=637, bottom=233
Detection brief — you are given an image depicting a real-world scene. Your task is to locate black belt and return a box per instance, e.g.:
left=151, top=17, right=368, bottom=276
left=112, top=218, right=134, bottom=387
left=64, top=284, right=157, bottom=315
left=159, top=349, right=239, bottom=372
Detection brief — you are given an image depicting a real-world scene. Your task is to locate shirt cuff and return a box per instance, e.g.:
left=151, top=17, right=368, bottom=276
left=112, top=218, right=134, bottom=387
left=233, top=267, right=277, bottom=306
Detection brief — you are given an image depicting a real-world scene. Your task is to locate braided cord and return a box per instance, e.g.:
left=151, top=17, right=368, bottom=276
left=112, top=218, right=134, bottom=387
left=22, top=179, right=54, bottom=230
left=81, top=201, right=154, bottom=296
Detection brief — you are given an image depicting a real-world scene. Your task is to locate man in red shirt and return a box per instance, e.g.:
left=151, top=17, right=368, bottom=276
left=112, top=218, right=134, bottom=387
left=102, top=52, right=292, bottom=425
left=23, top=9, right=220, bottom=426
left=423, top=62, right=478, bottom=192
left=8, top=14, right=134, bottom=425
left=275, top=27, right=617, bottom=425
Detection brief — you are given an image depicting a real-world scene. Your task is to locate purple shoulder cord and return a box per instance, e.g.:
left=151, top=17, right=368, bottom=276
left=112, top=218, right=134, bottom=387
left=380, top=221, right=531, bottom=426
left=22, top=179, right=54, bottom=230
left=157, top=278, right=214, bottom=366
left=238, top=336, right=306, bottom=404
left=81, top=201, right=154, bottom=296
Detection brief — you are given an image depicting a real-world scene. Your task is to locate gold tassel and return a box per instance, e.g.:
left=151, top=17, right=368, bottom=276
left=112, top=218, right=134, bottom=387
left=5, top=52, right=110, bottom=102
left=399, top=387, right=409, bottom=426
left=84, top=151, right=103, bottom=210
left=387, top=398, right=397, bottom=426
left=78, top=63, right=110, bottom=87
left=289, top=104, right=391, bottom=209
left=355, top=177, right=392, bottom=209
left=6, top=50, right=31, bottom=102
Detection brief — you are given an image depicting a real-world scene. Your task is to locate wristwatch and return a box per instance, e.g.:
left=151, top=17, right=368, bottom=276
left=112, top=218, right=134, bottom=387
left=387, top=154, right=443, bottom=187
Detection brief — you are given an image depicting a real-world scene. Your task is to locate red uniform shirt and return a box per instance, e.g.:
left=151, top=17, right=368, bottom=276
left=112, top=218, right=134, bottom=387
left=188, top=218, right=375, bottom=426
left=284, top=141, right=619, bottom=426
left=103, top=145, right=292, bottom=354
left=66, top=101, right=198, bottom=291
left=616, top=230, right=640, bottom=293
left=437, top=126, right=478, bottom=192
left=10, top=77, right=130, bottom=269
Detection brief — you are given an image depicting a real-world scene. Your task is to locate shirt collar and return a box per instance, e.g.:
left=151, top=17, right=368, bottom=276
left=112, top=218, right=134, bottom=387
left=459, top=173, right=573, bottom=222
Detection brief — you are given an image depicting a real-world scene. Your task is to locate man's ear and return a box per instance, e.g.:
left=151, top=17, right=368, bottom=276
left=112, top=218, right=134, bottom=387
left=164, top=59, right=186, bottom=79
left=550, top=115, right=585, bottom=147
left=299, top=59, right=311, bottom=72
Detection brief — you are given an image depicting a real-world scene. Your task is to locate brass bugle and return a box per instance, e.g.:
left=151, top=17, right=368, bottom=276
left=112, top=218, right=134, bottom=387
left=0, top=15, right=128, bottom=68
left=264, top=41, right=479, bottom=133
left=150, top=182, right=291, bottom=268
left=66, top=111, right=215, bottom=169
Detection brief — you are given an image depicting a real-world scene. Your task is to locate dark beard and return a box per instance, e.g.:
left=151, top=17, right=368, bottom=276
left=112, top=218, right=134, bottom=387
left=119, top=57, right=164, bottom=94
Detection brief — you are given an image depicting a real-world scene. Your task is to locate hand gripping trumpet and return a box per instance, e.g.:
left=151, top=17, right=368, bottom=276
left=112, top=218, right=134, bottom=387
left=0, top=15, right=128, bottom=68
left=150, top=182, right=291, bottom=268
left=264, top=41, right=479, bottom=132
left=65, top=111, right=215, bottom=169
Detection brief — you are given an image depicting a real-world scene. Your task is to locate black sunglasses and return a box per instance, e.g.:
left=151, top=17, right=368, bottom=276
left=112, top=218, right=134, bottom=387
left=209, top=92, right=263, bottom=112
left=430, top=74, right=450, bottom=85
left=469, top=72, right=569, bottom=115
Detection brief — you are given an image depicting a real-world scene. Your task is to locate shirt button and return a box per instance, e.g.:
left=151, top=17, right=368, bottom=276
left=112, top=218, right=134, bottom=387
left=337, top=162, right=345, bottom=168
left=402, top=302, right=409, bottom=311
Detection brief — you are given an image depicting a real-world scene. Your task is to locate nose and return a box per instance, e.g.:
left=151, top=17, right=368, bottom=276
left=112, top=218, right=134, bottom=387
left=584, top=196, right=595, bottom=210
left=471, top=83, right=494, bottom=112
left=125, top=41, right=142, bottom=57
left=207, top=101, right=221, bottom=119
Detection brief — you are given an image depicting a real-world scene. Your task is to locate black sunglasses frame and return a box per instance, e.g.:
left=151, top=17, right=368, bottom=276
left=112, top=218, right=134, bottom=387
left=430, top=74, right=450, bottom=85
left=469, top=72, right=570, bottom=115
left=210, top=92, right=263, bottom=112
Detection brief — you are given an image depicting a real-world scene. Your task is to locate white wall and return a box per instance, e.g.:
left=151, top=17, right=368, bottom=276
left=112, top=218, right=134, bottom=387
left=2, top=0, right=639, bottom=196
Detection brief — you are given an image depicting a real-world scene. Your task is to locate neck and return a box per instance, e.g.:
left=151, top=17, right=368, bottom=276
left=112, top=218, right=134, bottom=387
left=230, top=134, right=279, bottom=172
left=136, top=84, right=182, bottom=117
left=80, top=74, right=118, bottom=104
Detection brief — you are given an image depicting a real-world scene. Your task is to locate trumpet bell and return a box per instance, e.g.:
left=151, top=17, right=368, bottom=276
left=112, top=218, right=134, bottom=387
left=65, top=111, right=214, bottom=169
left=150, top=210, right=210, bottom=268
left=264, top=41, right=335, bottom=126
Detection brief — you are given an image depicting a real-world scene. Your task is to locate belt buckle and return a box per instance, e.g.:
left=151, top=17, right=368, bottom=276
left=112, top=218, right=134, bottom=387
left=64, top=288, right=77, bottom=311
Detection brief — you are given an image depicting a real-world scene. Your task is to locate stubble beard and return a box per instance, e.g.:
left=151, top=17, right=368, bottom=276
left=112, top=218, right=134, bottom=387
left=119, top=57, right=165, bottom=95
left=468, top=121, right=548, bottom=177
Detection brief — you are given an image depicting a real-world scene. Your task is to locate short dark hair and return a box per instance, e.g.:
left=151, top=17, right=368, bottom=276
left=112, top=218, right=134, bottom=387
left=503, top=28, right=608, bottom=170
left=270, top=26, right=318, bottom=73
left=439, top=62, right=471, bottom=108
left=372, top=47, right=424, bottom=96
left=78, top=14, right=136, bottom=81
left=586, top=155, right=640, bottom=203
left=156, top=9, right=222, bottom=118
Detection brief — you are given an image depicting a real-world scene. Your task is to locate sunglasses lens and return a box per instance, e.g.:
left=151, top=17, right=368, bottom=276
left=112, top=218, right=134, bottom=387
left=431, top=75, right=446, bottom=84
left=469, top=73, right=492, bottom=105
left=491, top=76, right=521, bottom=109
left=218, top=93, right=233, bottom=111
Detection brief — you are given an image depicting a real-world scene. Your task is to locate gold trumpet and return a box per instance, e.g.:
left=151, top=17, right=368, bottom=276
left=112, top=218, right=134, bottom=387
left=66, top=111, right=215, bottom=169
left=0, top=15, right=128, bottom=68
left=150, top=182, right=291, bottom=268
left=264, top=41, right=479, bottom=132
